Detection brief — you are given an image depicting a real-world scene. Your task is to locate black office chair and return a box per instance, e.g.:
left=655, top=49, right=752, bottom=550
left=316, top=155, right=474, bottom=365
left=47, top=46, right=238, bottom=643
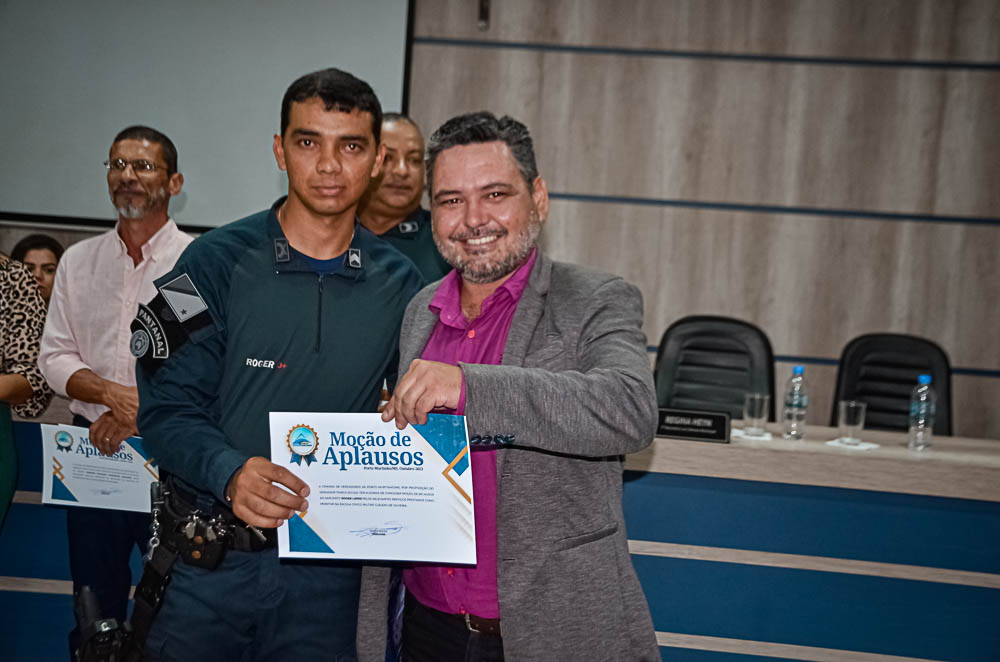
left=654, top=315, right=776, bottom=421
left=830, top=333, right=952, bottom=435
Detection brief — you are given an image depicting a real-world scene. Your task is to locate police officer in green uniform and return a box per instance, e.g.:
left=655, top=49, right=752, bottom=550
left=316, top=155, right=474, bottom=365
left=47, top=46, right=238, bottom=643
left=132, top=68, right=423, bottom=661
left=359, top=113, right=451, bottom=282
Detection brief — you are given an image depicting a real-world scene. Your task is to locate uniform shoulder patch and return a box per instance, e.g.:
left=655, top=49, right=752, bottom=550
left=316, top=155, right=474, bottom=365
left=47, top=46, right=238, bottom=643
left=159, top=273, right=208, bottom=322
left=132, top=286, right=215, bottom=377
left=131, top=303, right=169, bottom=359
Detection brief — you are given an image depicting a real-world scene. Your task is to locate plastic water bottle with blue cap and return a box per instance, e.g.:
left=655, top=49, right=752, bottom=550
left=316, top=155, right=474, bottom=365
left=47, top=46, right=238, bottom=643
left=907, top=374, right=936, bottom=451
left=782, top=365, right=809, bottom=440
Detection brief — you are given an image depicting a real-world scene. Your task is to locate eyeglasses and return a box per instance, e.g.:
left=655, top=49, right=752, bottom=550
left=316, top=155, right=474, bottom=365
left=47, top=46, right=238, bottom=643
left=103, top=158, right=166, bottom=173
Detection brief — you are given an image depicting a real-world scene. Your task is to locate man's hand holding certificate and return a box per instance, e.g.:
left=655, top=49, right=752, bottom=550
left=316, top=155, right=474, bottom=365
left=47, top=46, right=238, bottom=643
left=268, top=412, right=475, bottom=564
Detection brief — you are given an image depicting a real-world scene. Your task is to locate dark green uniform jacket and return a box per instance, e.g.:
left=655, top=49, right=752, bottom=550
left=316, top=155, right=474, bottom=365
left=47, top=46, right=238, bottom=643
left=133, top=199, right=424, bottom=502
left=378, top=207, right=451, bottom=283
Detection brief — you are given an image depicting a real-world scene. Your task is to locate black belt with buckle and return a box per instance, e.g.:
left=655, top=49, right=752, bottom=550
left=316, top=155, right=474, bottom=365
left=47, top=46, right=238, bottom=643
left=408, top=594, right=502, bottom=637
left=463, top=612, right=501, bottom=636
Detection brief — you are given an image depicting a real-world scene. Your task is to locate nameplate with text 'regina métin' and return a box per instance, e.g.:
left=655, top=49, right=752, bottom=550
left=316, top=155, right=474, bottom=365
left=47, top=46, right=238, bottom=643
left=656, top=408, right=730, bottom=443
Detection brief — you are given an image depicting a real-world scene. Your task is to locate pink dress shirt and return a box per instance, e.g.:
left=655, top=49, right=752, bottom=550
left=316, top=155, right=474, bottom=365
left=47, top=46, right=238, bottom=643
left=404, top=249, right=537, bottom=620
left=38, top=219, right=192, bottom=423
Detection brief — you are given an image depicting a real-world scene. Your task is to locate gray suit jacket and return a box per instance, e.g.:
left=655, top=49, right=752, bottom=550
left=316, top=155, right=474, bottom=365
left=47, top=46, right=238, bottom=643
left=358, top=251, right=659, bottom=661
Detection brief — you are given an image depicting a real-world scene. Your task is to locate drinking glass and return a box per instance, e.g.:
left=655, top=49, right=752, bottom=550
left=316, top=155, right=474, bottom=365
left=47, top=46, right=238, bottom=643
left=742, top=393, right=769, bottom=437
left=838, top=400, right=867, bottom=446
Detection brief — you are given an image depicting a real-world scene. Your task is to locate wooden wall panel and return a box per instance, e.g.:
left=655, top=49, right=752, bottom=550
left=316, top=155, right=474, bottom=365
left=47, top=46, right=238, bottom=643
left=410, top=1, right=999, bottom=438
left=0, top=225, right=101, bottom=258
left=1, top=223, right=203, bottom=257
left=410, top=45, right=1000, bottom=218
left=935, top=70, right=1000, bottom=215
left=540, top=201, right=999, bottom=370
left=415, top=0, right=1000, bottom=62
left=953, top=376, right=1000, bottom=439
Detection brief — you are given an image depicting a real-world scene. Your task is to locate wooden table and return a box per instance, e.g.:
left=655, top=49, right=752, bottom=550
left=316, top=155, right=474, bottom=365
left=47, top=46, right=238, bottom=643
left=621, top=424, right=1000, bottom=660
left=627, top=424, right=1000, bottom=502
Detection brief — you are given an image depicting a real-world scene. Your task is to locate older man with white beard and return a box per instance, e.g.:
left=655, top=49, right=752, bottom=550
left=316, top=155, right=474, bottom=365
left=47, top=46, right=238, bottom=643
left=38, top=125, right=191, bottom=660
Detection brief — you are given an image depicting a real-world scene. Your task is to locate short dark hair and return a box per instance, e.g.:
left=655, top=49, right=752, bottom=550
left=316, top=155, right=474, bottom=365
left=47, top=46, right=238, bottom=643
left=280, top=68, right=382, bottom=142
left=11, top=234, right=64, bottom=263
left=426, top=111, right=538, bottom=193
left=112, top=125, right=178, bottom=176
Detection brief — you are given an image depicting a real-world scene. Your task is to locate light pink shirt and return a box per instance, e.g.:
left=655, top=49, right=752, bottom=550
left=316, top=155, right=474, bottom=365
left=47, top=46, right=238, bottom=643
left=404, top=249, right=536, bottom=620
left=38, top=219, right=192, bottom=423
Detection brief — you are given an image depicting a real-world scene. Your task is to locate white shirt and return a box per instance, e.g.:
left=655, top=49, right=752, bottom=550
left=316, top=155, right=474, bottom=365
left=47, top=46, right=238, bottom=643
left=38, top=219, right=193, bottom=423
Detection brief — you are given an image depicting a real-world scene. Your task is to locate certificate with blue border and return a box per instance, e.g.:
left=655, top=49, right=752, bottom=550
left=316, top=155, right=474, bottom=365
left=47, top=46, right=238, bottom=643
left=40, top=424, right=158, bottom=513
left=269, top=412, right=475, bottom=563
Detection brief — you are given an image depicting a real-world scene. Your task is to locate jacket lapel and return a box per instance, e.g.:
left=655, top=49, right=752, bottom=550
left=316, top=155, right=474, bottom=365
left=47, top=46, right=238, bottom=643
left=494, top=252, right=550, bottom=477
left=405, top=253, right=552, bottom=369
left=500, top=251, right=551, bottom=368
left=401, top=301, right=439, bottom=367
left=401, top=254, right=550, bottom=478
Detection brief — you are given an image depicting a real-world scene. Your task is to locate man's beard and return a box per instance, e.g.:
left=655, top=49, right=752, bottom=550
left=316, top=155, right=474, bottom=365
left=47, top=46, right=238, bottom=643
left=435, top=211, right=543, bottom=285
left=114, top=185, right=168, bottom=219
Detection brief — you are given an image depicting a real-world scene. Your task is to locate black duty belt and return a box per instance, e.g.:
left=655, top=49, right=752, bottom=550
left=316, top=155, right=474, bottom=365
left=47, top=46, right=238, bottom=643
left=128, top=476, right=279, bottom=659
left=166, top=476, right=277, bottom=554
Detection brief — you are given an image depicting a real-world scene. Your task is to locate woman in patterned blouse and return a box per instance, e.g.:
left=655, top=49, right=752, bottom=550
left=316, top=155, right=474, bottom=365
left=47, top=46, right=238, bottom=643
left=1, top=253, right=52, bottom=529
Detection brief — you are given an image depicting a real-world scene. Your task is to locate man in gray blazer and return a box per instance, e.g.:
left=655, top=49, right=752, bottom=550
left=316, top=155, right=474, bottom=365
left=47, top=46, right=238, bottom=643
left=364, top=111, right=659, bottom=661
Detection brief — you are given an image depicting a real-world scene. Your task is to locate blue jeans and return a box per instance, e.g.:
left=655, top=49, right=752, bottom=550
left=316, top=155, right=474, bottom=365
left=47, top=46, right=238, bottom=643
left=144, top=547, right=361, bottom=661
left=67, top=415, right=150, bottom=661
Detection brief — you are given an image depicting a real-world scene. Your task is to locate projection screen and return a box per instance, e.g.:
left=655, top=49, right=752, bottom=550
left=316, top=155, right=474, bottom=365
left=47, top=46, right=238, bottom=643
left=0, top=0, right=409, bottom=228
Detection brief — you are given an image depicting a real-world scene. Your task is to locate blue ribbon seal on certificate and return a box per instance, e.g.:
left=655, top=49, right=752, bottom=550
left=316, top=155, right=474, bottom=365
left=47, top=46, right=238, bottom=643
left=54, top=430, right=74, bottom=452
left=286, top=424, right=319, bottom=465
